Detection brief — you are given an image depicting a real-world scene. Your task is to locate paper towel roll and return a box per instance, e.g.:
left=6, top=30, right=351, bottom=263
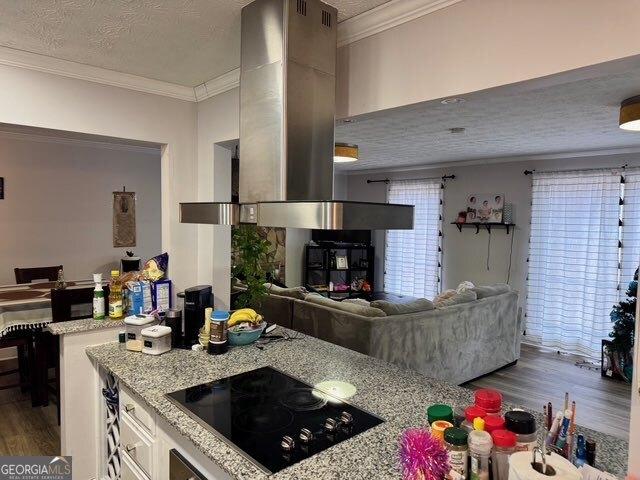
left=509, top=451, right=581, bottom=480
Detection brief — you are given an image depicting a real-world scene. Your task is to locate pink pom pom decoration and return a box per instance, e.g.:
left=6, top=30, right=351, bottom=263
left=399, top=428, right=450, bottom=480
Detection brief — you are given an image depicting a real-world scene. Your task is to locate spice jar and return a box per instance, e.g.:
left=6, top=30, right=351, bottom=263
left=461, top=405, right=487, bottom=432
left=431, top=420, right=453, bottom=442
left=427, top=404, right=454, bottom=425
left=484, top=414, right=505, bottom=434
left=444, top=427, right=468, bottom=478
left=468, top=430, right=493, bottom=480
left=474, top=388, right=502, bottom=414
left=208, top=310, right=229, bottom=355
left=504, top=410, right=537, bottom=452
left=490, top=429, right=516, bottom=480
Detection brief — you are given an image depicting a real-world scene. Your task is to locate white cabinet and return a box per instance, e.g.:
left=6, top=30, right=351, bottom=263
left=121, top=413, right=154, bottom=478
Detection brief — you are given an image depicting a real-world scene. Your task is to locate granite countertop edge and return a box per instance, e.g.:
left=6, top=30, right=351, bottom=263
left=47, top=318, right=124, bottom=335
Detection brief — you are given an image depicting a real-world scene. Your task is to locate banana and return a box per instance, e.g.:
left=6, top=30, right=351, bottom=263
left=229, top=309, right=262, bottom=327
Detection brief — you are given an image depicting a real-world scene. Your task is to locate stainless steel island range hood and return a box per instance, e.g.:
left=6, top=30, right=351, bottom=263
left=180, top=0, right=413, bottom=230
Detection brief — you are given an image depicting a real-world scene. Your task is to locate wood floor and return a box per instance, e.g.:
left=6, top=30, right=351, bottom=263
left=0, top=358, right=60, bottom=456
left=463, top=344, right=632, bottom=439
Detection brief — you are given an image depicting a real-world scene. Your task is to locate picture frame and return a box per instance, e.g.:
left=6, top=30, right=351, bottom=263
left=465, top=193, right=504, bottom=223
left=336, top=255, right=348, bottom=270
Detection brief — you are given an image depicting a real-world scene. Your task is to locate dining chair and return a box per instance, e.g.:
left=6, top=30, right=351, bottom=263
left=0, top=331, right=34, bottom=396
left=36, top=285, right=109, bottom=423
left=14, top=265, right=63, bottom=284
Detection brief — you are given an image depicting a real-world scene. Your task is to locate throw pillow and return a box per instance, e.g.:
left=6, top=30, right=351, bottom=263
left=370, top=298, right=435, bottom=316
left=304, top=293, right=386, bottom=317
left=343, top=298, right=372, bottom=307
left=434, top=290, right=478, bottom=308
left=473, top=284, right=511, bottom=299
left=264, top=283, right=308, bottom=300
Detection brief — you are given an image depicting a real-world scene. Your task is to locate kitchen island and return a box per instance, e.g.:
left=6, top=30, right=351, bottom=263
left=86, top=328, right=629, bottom=479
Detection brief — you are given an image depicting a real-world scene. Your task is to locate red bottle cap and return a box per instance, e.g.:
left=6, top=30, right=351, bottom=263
left=491, top=429, right=517, bottom=448
left=475, top=389, right=503, bottom=411
left=464, top=405, right=487, bottom=422
left=484, top=415, right=505, bottom=433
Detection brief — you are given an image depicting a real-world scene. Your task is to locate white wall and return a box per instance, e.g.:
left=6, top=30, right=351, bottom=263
left=0, top=135, right=161, bottom=284
left=337, top=0, right=640, bottom=118
left=346, top=153, right=640, bottom=312
left=0, top=64, right=198, bottom=294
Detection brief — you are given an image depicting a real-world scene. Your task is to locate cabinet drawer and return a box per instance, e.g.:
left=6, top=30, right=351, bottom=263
left=121, top=413, right=153, bottom=478
left=120, top=386, right=155, bottom=435
left=121, top=451, right=149, bottom=480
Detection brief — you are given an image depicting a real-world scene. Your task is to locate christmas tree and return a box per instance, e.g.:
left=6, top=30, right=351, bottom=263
left=607, top=269, right=637, bottom=382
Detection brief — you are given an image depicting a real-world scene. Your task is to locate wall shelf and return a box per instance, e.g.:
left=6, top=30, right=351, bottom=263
left=451, top=222, right=515, bottom=234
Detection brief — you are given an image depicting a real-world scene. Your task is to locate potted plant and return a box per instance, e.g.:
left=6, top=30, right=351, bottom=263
left=603, top=269, right=636, bottom=382
left=231, top=225, right=272, bottom=309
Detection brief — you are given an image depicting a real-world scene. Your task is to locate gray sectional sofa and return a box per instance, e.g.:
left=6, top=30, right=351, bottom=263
left=258, top=287, right=522, bottom=385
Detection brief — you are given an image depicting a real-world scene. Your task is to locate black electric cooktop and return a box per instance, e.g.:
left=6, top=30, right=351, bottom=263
left=166, top=366, right=384, bottom=474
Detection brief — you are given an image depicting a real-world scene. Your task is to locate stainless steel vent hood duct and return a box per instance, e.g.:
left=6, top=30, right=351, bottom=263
left=180, top=0, right=413, bottom=230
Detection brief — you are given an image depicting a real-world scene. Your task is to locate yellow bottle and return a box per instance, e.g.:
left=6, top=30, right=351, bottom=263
left=108, top=270, right=124, bottom=319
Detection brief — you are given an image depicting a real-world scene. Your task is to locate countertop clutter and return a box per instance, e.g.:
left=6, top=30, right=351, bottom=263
left=86, top=327, right=629, bottom=480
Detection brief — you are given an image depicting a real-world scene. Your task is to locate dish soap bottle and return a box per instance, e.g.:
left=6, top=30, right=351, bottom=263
left=108, top=270, right=124, bottom=319
left=93, top=273, right=105, bottom=320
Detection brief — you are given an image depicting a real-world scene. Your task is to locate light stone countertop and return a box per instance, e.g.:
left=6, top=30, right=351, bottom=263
left=86, top=328, right=629, bottom=480
left=47, top=318, right=124, bottom=335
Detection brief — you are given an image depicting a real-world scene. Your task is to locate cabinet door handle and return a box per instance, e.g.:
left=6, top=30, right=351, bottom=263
left=124, top=403, right=135, bottom=413
left=125, top=443, right=136, bottom=453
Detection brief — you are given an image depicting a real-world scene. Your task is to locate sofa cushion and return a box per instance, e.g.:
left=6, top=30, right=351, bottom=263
left=434, top=290, right=478, bottom=308
left=304, top=293, right=387, bottom=317
left=473, top=284, right=511, bottom=299
left=265, top=283, right=308, bottom=300
left=343, top=298, right=372, bottom=307
left=370, top=298, right=435, bottom=316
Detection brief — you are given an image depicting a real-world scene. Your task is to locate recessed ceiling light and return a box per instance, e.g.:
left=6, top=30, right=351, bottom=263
left=334, top=143, right=358, bottom=163
left=441, top=97, right=466, bottom=105
left=449, top=127, right=466, bottom=134
left=620, top=95, right=640, bottom=131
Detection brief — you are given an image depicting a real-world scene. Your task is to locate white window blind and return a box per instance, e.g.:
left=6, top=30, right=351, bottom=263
left=621, top=170, right=640, bottom=289
left=384, top=179, right=442, bottom=299
left=526, top=170, right=621, bottom=358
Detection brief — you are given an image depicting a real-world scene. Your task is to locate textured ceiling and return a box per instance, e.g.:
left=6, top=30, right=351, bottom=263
left=335, top=67, right=640, bottom=171
left=0, top=0, right=389, bottom=87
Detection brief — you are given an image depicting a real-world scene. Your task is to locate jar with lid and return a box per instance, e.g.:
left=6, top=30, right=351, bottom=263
left=474, top=388, right=502, bottom=414
left=431, top=420, right=453, bottom=442
left=490, top=429, right=516, bottom=480
left=208, top=310, right=229, bottom=355
left=443, top=427, right=468, bottom=478
left=427, top=404, right=454, bottom=425
left=504, top=410, right=537, bottom=451
left=468, top=430, right=493, bottom=480
left=484, top=414, right=505, bottom=434
left=461, top=405, right=487, bottom=432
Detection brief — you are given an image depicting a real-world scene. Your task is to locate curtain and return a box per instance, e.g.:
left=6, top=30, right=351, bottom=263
left=385, top=179, right=442, bottom=299
left=621, top=170, right=640, bottom=291
left=526, top=170, right=621, bottom=358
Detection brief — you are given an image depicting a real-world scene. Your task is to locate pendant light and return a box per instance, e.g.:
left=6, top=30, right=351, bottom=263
left=619, top=95, right=640, bottom=131
left=334, top=143, right=359, bottom=163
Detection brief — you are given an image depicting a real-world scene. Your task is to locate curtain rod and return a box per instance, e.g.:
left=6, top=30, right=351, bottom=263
left=367, top=174, right=455, bottom=184
left=524, top=164, right=629, bottom=176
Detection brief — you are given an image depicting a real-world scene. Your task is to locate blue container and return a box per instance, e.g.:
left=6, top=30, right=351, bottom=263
left=228, top=322, right=266, bottom=346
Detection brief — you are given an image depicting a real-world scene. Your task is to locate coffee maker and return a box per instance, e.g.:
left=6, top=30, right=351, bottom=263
left=181, top=285, right=213, bottom=348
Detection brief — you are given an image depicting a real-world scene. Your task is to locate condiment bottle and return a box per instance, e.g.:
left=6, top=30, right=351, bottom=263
left=468, top=430, right=493, bottom=480
left=490, top=429, right=516, bottom=480
left=474, top=388, right=502, bottom=415
left=108, top=270, right=124, bottom=319
left=586, top=438, right=596, bottom=466
left=504, top=410, right=537, bottom=452
left=427, top=404, right=454, bottom=425
left=484, top=414, right=505, bottom=434
left=92, top=273, right=105, bottom=320
left=444, top=427, right=468, bottom=478
left=431, top=420, right=453, bottom=442
left=461, top=405, right=487, bottom=432
left=208, top=310, right=229, bottom=355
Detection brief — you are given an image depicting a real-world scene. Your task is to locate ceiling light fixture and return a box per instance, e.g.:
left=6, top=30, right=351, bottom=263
left=334, top=143, right=359, bottom=163
left=620, top=95, right=640, bottom=131
left=441, top=97, right=466, bottom=105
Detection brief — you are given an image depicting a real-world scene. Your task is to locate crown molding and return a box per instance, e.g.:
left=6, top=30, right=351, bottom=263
left=194, top=68, right=240, bottom=102
left=0, top=46, right=196, bottom=102
left=340, top=146, right=640, bottom=175
left=337, top=0, right=464, bottom=47
left=0, top=129, right=161, bottom=155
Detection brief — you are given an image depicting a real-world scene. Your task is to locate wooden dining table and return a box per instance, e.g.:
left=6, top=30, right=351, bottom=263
left=0, top=279, right=95, bottom=405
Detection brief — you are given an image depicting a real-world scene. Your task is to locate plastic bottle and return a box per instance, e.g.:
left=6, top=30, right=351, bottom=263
left=474, top=388, right=502, bottom=415
left=483, top=415, right=505, bottom=434
left=108, top=270, right=124, bottom=319
left=574, top=434, right=587, bottom=467
left=92, top=273, right=105, bottom=320
left=427, top=404, right=454, bottom=425
left=468, top=430, right=493, bottom=480
left=504, top=410, right=537, bottom=452
left=444, top=427, right=468, bottom=478
left=461, top=405, right=487, bottom=432
left=490, top=429, right=516, bottom=480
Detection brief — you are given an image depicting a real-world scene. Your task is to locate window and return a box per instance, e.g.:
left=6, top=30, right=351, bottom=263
left=384, top=179, right=442, bottom=299
left=526, top=169, right=623, bottom=358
